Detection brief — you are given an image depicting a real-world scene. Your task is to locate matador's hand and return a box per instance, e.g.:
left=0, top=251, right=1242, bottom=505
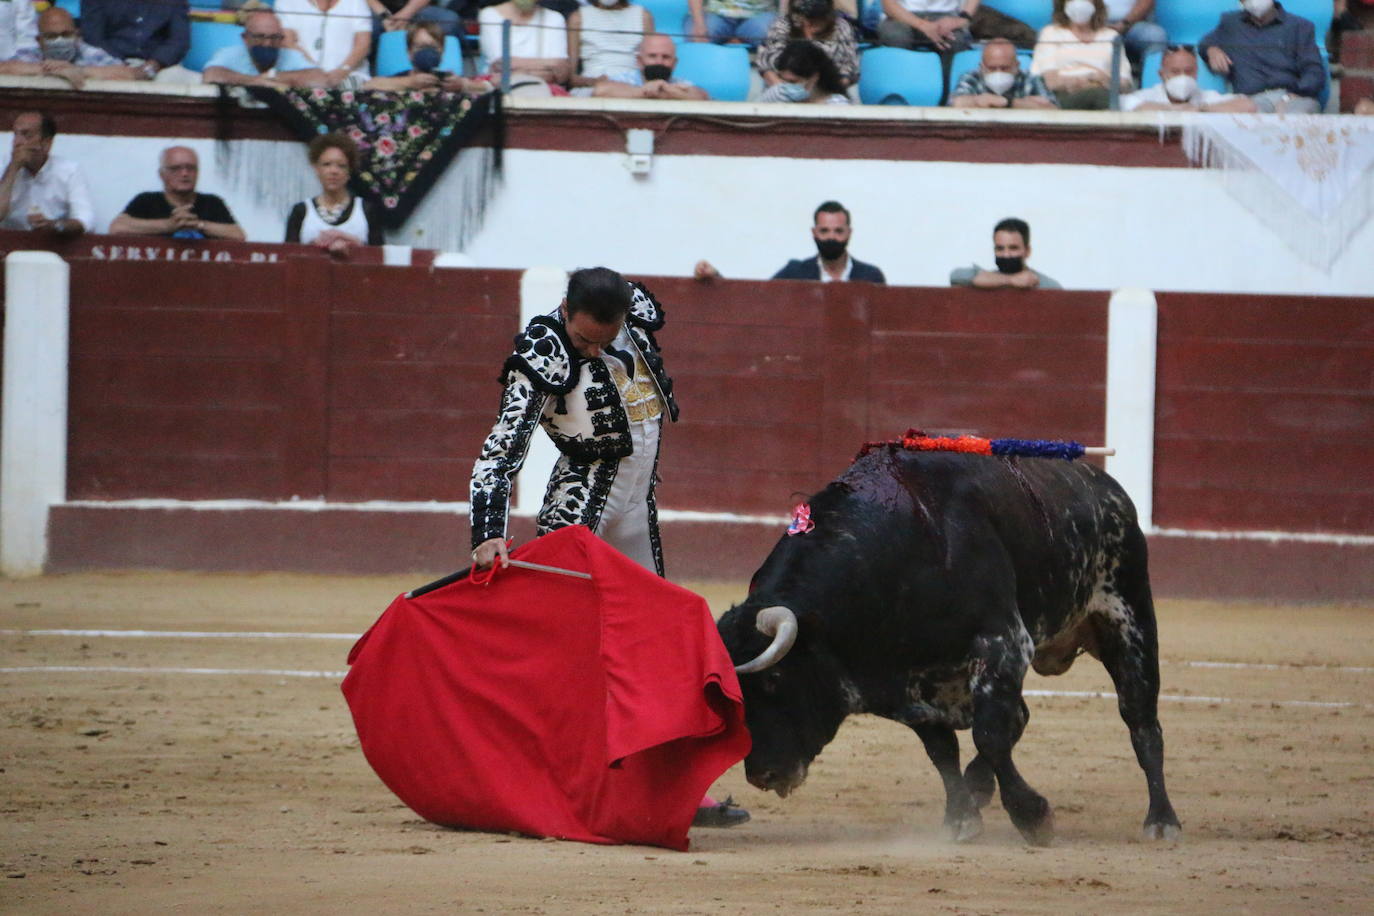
left=472, top=537, right=510, bottom=570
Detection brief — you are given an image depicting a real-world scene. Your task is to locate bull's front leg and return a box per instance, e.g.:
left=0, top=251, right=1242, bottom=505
left=970, top=629, right=1054, bottom=846
left=907, top=722, right=982, bottom=843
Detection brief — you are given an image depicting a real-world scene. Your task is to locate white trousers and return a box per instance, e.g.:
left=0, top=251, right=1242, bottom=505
left=594, top=417, right=661, bottom=573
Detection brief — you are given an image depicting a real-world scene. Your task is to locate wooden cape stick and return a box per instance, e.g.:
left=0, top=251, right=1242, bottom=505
left=406, top=559, right=592, bottom=599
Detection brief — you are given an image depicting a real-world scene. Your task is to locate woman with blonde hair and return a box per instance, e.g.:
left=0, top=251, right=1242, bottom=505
left=1031, top=0, right=1132, bottom=110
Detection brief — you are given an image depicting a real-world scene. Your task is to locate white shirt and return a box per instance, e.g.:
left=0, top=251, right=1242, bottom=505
left=577, top=4, right=644, bottom=79
left=1121, top=83, right=1240, bottom=112
left=1, top=155, right=95, bottom=232
left=891, top=0, right=961, bottom=15
left=1, top=0, right=38, bottom=62
left=818, top=255, right=853, bottom=283
left=479, top=6, right=567, bottom=64
left=275, top=0, right=372, bottom=78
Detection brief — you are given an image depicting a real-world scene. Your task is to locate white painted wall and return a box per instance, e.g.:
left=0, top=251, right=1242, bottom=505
left=4, top=130, right=1371, bottom=296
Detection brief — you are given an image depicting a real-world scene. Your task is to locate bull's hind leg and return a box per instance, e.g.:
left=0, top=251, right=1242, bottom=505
left=970, top=629, right=1054, bottom=846
left=909, top=723, right=983, bottom=842
left=962, top=698, right=1027, bottom=810
left=1093, top=534, right=1181, bottom=841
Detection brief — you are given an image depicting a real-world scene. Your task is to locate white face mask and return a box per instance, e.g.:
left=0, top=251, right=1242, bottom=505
left=1163, top=74, right=1197, bottom=102
left=983, top=70, right=1016, bottom=95
left=1064, top=0, right=1095, bottom=25
left=1241, top=0, right=1274, bottom=18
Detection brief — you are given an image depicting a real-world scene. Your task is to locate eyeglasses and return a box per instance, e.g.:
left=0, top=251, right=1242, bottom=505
left=244, top=31, right=286, bottom=43
left=162, top=164, right=198, bottom=172
left=1165, top=44, right=1195, bottom=54
left=40, top=30, right=78, bottom=40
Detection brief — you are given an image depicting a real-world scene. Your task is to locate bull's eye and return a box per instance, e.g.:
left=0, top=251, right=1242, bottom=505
left=760, top=669, right=784, bottom=695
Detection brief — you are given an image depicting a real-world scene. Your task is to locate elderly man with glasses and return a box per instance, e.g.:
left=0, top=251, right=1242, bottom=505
left=108, top=146, right=245, bottom=241
left=202, top=9, right=329, bottom=88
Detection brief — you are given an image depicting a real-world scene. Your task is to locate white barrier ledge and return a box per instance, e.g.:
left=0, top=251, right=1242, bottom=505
left=1105, top=287, right=1158, bottom=532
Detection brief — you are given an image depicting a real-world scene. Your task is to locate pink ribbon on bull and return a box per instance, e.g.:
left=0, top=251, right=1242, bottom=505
left=787, top=503, right=815, bottom=536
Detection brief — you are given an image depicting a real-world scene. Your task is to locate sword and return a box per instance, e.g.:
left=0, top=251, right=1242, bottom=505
left=405, top=559, right=592, bottom=599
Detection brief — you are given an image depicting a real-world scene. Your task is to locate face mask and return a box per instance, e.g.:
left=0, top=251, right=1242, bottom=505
left=983, top=70, right=1015, bottom=95
left=249, top=44, right=280, bottom=70
left=1064, top=0, right=1095, bottom=25
left=411, top=46, right=442, bottom=73
left=777, top=81, right=811, bottom=102
left=1164, top=74, right=1197, bottom=102
left=996, top=256, right=1025, bottom=275
left=42, top=36, right=79, bottom=62
left=1241, top=0, right=1273, bottom=18
left=815, top=237, right=847, bottom=261
left=641, top=64, right=672, bottom=82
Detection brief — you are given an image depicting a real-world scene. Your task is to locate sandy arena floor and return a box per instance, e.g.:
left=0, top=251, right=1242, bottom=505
left=2, top=572, right=1372, bottom=914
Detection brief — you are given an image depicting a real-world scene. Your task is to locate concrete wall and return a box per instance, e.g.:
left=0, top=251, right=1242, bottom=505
left=4, top=131, right=1372, bottom=297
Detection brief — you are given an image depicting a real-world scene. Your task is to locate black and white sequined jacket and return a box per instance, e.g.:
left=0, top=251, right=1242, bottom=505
left=469, top=282, right=680, bottom=571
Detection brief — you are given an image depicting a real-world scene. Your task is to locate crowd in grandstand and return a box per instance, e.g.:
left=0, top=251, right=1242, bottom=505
left=0, top=1, right=1369, bottom=111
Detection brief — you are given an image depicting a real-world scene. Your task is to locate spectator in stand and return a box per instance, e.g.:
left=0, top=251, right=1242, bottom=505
left=363, top=20, right=493, bottom=91
left=81, top=0, right=193, bottom=82
left=569, top=0, right=652, bottom=88
left=0, top=7, right=138, bottom=89
left=0, top=111, right=92, bottom=237
left=0, top=0, right=38, bottom=63
left=950, top=217, right=1060, bottom=290
left=1031, top=0, right=1133, bottom=110
left=592, top=32, right=709, bottom=98
left=694, top=200, right=885, bottom=283
left=949, top=36, right=1057, bottom=108
left=757, top=39, right=850, bottom=103
left=758, top=0, right=859, bottom=91
left=685, top=0, right=779, bottom=48
left=1357, top=98, right=1374, bottom=115
left=367, top=0, right=461, bottom=53
left=202, top=9, right=330, bottom=88
left=479, top=0, right=571, bottom=94
left=1103, top=1, right=1166, bottom=69
left=285, top=132, right=384, bottom=253
left=108, top=147, right=246, bottom=240
left=1199, top=1, right=1326, bottom=114
left=1121, top=45, right=1256, bottom=112
left=879, top=1, right=1038, bottom=53
left=276, top=0, right=373, bottom=85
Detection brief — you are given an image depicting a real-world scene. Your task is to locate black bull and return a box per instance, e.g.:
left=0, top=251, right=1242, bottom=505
left=717, top=447, right=1181, bottom=845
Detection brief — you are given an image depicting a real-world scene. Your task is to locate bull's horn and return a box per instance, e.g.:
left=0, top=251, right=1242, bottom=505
left=734, top=606, right=798, bottom=674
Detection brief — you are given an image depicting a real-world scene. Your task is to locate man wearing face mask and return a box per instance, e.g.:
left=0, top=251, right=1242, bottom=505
left=950, top=217, right=1061, bottom=291
left=593, top=33, right=708, bottom=100
left=202, top=9, right=329, bottom=88
left=769, top=201, right=886, bottom=283
left=1121, top=45, right=1256, bottom=113
left=1199, top=0, right=1326, bottom=114
left=0, top=7, right=137, bottom=89
left=949, top=37, right=1057, bottom=109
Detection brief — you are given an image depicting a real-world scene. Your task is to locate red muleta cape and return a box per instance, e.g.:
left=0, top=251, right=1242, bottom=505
left=342, top=526, right=751, bottom=851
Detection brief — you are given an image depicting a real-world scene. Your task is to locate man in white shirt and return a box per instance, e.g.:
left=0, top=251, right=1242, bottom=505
left=1, top=0, right=39, bottom=62
left=1121, top=46, right=1257, bottom=113
left=1103, top=0, right=1167, bottom=67
left=0, top=111, right=93, bottom=236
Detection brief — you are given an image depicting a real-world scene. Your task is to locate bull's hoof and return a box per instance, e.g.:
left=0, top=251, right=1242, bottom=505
left=945, top=811, right=983, bottom=844
left=1142, top=820, right=1181, bottom=842
left=964, top=761, right=995, bottom=810
left=1015, top=808, right=1055, bottom=847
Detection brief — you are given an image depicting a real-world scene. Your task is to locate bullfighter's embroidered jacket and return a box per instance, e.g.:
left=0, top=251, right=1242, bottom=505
left=469, top=282, right=680, bottom=574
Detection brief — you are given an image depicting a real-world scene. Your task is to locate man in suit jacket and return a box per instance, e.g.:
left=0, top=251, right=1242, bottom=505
left=693, top=200, right=886, bottom=284
left=772, top=200, right=886, bottom=283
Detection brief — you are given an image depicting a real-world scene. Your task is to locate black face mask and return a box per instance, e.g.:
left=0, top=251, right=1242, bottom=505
left=641, top=64, right=672, bottom=82
left=995, top=256, right=1025, bottom=274
left=815, top=237, right=847, bottom=261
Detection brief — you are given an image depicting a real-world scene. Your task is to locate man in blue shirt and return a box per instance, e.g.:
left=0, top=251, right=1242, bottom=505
left=81, top=0, right=190, bottom=80
left=202, top=10, right=327, bottom=88
left=1199, top=0, right=1326, bottom=114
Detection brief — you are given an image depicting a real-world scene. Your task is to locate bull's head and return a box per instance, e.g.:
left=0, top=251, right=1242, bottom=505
left=719, top=602, right=851, bottom=798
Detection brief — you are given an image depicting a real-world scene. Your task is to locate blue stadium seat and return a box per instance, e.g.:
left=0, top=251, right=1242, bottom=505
left=1154, top=0, right=1234, bottom=46
left=857, top=47, right=942, bottom=106
left=183, top=21, right=241, bottom=73
left=189, top=0, right=225, bottom=10
left=376, top=31, right=463, bottom=77
left=672, top=42, right=750, bottom=101
left=1139, top=49, right=1230, bottom=94
left=636, top=0, right=689, bottom=42
left=982, top=0, right=1053, bottom=33
left=54, top=0, right=81, bottom=19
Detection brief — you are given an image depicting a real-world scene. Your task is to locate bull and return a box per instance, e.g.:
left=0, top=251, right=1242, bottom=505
left=717, top=445, right=1181, bottom=845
